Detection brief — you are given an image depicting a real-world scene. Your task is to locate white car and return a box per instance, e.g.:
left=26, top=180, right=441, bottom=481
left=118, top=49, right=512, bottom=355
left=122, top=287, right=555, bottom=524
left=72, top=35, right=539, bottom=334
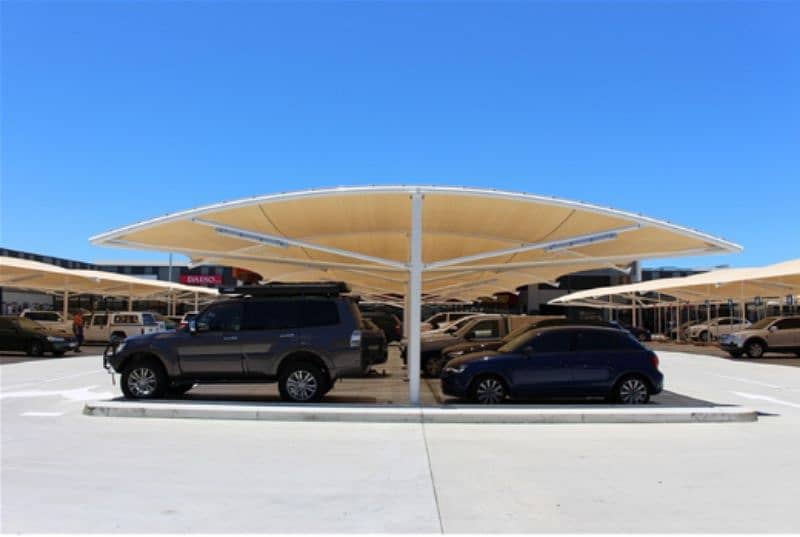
left=83, top=311, right=166, bottom=343
left=421, top=311, right=476, bottom=332
left=19, top=309, right=73, bottom=333
left=686, top=317, right=751, bottom=342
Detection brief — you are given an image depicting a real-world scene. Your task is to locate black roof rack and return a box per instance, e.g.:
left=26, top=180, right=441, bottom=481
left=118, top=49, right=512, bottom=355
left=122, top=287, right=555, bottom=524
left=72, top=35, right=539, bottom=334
left=221, top=282, right=351, bottom=297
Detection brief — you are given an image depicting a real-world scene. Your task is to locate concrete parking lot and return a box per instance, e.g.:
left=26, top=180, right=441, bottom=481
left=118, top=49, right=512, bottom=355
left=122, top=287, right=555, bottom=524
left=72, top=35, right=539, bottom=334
left=3, top=348, right=800, bottom=532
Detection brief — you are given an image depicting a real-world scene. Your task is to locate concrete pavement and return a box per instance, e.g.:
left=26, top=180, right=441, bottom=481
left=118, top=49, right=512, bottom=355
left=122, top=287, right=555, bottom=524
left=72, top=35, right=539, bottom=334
left=3, top=349, right=800, bottom=532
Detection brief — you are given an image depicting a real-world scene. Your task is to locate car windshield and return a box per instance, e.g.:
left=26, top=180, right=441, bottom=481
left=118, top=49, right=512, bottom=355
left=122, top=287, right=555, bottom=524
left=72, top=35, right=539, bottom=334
left=750, top=317, right=778, bottom=330
left=503, top=323, right=536, bottom=342
left=446, top=316, right=475, bottom=334
left=497, top=329, right=539, bottom=353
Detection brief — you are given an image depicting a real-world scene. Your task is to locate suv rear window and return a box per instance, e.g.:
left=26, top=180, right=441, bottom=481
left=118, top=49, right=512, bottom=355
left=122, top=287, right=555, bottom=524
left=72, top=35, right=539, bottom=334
left=242, top=299, right=341, bottom=330
left=300, top=300, right=340, bottom=327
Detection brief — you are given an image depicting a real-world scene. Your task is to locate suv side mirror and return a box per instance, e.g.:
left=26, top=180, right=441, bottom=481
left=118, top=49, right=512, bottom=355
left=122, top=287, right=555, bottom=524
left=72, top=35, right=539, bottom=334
left=769, top=325, right=778, bottom=332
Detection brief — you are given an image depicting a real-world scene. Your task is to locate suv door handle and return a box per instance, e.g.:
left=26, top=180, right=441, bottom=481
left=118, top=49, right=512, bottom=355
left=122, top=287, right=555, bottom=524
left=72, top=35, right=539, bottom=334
left=279, top=333, right=296, bottom=338
left=223, top=336, right=238, bottom=341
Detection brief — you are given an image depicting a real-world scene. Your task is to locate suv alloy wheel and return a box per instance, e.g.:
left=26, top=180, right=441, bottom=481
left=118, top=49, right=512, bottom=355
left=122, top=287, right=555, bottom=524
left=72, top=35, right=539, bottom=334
left=121, top=358, right=167, bottom=399
left=278, top=361, right=328, bottom=403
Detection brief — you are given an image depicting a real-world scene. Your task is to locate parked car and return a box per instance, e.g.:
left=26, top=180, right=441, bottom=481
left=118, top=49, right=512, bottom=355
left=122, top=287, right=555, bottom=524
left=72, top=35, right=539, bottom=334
left=103, top=282, right=365, bottom=402
left=361, top=310, right=402, bottom=342
left=403, top=314, right=534, bottom=377
left=670, top=320, right=697, bottom=340
left=719, top=316, right=800, bottom=358
left=0, top=316, right=78, bottom=357
left=440, top=325, right=663, bottom=404
left=686, top=317, right=751, bottom=342
left=360, top=319, right=388, bottom=369
left=441, top=317, right=598, bottom=363
left=19, top=309, right=73, bottom=333
left=179, top=312, right=199, bottom=330
left=421, top=311, right=476, bottom=332
left=84, top=311, right=166, bottom=343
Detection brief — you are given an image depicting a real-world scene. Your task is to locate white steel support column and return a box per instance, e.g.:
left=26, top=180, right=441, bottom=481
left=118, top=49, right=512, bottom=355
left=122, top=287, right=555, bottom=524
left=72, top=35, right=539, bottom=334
left=403, top=283, right=410, bottom=339
left=407, top=192, right=423, bottom=405
left=194, top=292, right=199, bottom=312
left=63, top=290, right=69, bottom=318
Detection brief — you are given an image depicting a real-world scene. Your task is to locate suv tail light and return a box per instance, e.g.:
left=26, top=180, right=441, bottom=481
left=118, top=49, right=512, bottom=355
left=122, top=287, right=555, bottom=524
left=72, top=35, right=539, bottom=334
left=350, top=330, right=362, bottom=348
left=649, top=352, right=659, bottom=369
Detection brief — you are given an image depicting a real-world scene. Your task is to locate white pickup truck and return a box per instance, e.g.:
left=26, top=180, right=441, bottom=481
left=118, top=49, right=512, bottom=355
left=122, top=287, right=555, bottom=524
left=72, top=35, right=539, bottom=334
left=83, top=311, right=166, bottom=343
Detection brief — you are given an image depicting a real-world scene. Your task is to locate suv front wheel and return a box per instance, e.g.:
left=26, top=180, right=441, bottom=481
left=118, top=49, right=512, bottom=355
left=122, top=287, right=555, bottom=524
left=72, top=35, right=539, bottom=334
left=278, top=361, right=328, bottom=403
left=121, top=358, right=167, bottom=399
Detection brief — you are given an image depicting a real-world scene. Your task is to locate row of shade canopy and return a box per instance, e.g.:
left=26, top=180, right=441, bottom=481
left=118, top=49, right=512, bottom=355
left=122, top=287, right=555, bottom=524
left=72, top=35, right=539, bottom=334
left=0, top=256, right=218, bottom=303
left=549, top=258, right=800, bottom=309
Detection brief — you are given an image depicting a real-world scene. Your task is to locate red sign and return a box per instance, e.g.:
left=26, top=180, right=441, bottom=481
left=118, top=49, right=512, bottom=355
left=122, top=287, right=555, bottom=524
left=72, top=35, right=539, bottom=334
left=180, top=274, right=223, bottom=286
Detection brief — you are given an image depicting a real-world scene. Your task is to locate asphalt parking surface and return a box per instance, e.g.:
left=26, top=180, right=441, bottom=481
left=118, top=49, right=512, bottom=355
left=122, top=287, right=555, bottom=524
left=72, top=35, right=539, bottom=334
left=3, top=348, right=800, bottom=532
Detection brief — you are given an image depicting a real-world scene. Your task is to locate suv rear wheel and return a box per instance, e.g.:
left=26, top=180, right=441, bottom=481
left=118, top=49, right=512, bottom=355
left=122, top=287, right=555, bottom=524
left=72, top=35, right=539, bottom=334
left=121, top=358, right=167, bottom=399
left=278, top=361, right=328, bottom=403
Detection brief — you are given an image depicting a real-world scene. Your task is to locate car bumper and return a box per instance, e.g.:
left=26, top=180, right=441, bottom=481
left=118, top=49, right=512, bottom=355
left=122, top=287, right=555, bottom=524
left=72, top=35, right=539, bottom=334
left=47, top=340, right=78, bottom=352
left=719, top=342, right=744, bottom=352
left=440, top=371, right=471, bottom=398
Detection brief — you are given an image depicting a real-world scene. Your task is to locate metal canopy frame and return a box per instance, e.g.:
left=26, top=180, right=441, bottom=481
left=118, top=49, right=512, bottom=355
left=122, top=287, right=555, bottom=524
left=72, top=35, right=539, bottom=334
left=90, top=185, right=742, bottom=404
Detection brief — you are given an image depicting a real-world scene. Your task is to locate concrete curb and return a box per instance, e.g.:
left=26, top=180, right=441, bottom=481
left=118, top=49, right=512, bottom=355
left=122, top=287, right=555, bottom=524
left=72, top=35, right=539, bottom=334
left=83, top=400, right=758, bottom=423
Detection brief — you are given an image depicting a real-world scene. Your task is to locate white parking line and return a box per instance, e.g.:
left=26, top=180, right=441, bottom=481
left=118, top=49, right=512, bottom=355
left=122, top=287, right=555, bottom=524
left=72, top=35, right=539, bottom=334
left=1, top=370, right=101, bottom=390
left=1, top=386, right=115, bottom=401
left=21, top=412, right=64, bottom=417
left=713, top=374, right=783, bottom=389
left=731, top=391, right=800, bottom=409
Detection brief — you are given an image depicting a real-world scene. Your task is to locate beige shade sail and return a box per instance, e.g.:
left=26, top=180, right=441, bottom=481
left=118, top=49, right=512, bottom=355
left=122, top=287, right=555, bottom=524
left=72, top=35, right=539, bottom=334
left=549, top=259, right=800, bottom=308
left=90, top=186, right=741, bottom=300
left=0, top=256, right=218, bottom=303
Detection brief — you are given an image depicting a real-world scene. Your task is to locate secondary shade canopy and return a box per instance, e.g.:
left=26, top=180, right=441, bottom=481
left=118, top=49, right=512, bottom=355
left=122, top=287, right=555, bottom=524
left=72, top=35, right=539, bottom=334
left=549, top=258, right=800, bottom=308
left=90, top=186, right=741, bottom=300
left=0, top=256, right=218, bottom=303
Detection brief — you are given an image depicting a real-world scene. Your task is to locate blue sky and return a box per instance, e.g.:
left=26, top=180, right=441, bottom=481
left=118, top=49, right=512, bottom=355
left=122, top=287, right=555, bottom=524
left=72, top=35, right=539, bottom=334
left=2, top=1, right=798, bottom=270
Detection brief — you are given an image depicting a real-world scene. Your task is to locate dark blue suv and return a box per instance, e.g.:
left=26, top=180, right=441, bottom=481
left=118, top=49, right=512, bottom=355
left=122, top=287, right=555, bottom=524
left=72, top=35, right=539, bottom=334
left=440, top=325, right=663, bottom=404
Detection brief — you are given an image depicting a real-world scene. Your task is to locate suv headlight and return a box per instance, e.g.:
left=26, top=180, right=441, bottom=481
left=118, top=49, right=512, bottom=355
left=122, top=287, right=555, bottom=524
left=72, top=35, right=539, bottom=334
left=444, top=364, right=468, bottom=374
left=46, top=336, right=64, bottom=342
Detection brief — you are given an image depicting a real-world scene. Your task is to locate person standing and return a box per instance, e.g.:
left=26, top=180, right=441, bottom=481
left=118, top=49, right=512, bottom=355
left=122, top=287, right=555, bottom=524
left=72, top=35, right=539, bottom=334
left=72, top=311, right=84, bottom=352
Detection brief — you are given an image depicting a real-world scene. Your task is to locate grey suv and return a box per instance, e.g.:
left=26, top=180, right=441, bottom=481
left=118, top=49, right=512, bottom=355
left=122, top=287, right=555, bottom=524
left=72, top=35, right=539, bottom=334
left=103, top=284, right=364, bottom=402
